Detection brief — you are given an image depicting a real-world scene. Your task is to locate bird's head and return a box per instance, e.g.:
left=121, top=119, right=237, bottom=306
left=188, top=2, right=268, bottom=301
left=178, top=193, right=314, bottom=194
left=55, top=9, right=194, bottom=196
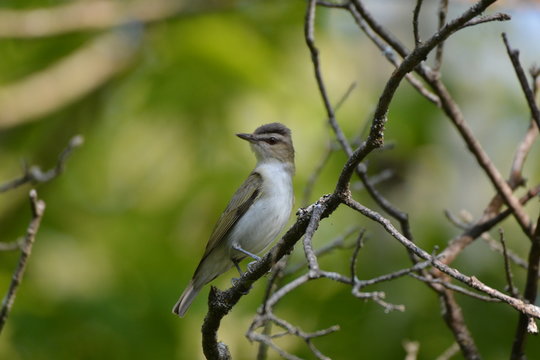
left=236, top=122, right=295, bottom=167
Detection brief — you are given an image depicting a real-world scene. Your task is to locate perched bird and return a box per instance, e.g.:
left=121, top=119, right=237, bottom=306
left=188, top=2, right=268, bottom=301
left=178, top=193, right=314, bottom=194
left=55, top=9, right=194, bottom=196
left=173, top=123, right=295, bottom=317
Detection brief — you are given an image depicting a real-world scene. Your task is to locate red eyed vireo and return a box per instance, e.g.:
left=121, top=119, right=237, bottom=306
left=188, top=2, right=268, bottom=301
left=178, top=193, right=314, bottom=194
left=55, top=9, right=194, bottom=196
left=172, top=122, right=295, bottom=317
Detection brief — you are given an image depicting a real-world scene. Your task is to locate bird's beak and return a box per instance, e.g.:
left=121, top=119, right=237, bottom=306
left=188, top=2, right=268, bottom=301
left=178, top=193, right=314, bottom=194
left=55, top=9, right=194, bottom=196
left=236, top=133, right=256, bottom=143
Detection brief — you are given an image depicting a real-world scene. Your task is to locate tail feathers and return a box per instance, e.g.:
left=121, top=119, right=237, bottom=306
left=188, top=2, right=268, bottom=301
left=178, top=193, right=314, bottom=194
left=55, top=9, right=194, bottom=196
left=172, top=281, right=201, bottom=317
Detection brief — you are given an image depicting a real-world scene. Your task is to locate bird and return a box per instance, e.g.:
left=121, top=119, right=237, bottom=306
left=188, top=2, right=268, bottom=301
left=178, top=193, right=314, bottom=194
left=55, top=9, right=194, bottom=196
left=172, top=122, right=295, bottom=317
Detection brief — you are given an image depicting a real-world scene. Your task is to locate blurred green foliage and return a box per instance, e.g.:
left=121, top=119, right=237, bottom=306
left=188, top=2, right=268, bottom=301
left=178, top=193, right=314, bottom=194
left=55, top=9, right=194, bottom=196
left=1, top=1, right=539, bottom=360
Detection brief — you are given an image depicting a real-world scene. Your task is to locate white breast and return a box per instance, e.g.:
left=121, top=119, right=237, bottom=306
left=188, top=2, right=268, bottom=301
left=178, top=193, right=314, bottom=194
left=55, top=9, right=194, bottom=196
left=228, top=161, right=294, bottom=257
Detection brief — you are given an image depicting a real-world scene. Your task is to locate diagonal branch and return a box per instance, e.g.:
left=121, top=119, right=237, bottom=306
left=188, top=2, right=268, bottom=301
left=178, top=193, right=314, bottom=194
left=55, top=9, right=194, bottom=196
left=343, top=196, right=540, bottom=319
left=0, top=190, right=46, bottom=334
left=502, top=33, right=540, bottom=130
left=202, top=1, right=501, bottom=358
left=511, top=213, right=540, bottom=359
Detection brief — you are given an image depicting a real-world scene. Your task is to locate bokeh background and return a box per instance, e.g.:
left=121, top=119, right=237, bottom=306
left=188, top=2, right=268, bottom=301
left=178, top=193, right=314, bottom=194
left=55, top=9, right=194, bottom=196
left=0, top=0, right=539, bottom=359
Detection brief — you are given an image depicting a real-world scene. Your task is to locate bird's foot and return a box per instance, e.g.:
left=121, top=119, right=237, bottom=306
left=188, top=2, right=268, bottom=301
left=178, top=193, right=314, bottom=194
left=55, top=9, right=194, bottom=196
left=247, top=261, right=258, bottom=273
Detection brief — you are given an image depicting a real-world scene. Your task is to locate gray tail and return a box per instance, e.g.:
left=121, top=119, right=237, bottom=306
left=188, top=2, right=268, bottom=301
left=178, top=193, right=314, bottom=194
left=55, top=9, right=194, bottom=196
left=172, top=281, right=200, bottom=317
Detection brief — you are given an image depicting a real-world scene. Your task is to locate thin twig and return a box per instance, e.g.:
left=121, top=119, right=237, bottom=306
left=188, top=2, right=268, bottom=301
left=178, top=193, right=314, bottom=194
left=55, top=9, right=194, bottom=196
left=305, top=0, right=353, bottom=155
left=343, top=196, right=540, bottom=319
left=302, top=142, right=335, bottom=207
left=0, top=239, right=23, bottom=252
left=302, top=83, right=357, bottom=206
left=249, top=332, right=303, bottom=360
left=303, top=204, right=324, bottom=275
left=435, top=342, right=460, bottom=360
left=482, top=233, right=529, bottom=271
left=350, top=229, right=366, bottom=285
left=286, top=226, right=361, bottom=275
left=502, top=33, right=540, bottom=131
left=413, top=0, right=424, bottom=46
left=349, top=0, right=532, bottom=239
left=434, top=0, right=448, bottom=71
left=499, top=229, right=519, bottom=297
left=409, top=274, right=500, bottom=302
left=0, top=135, right=84, bottom=193
left=511, top=214, right=540, bottom=359
left=347, top=3, right=441, bottom=106
left=461, top=12, right=511, bottom=29
left=509, top=121, right=538, bottom=189
left=0, top=190, right=46, bottom=334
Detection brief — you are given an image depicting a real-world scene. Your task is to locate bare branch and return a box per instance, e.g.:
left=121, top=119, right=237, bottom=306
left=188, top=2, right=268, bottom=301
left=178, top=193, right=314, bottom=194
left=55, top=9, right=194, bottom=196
left=432, top=78, right=533, bottom=238
left=511, top=213, right=540, bottom=359
left=410, top=274, right=500, bottom=302
left=461, top=12, right=511, bottom=29
left=509, top=121, right=538, bottom=189
left=0, top=190, right=46, bottom=334
left=0, top=135, right=84, bottom=192
left=441, top=184, right=540, bottom=266
left=435, top=342, right=460, bottom=360
left=249, top=332, right=303, bottom=360
left=286, top=226, right=361, bottom=275
left=412, top=0, right=424, bottom=46
left=202, top=1, right=506, bottom=357
left=482, top=233, right=529, bottom=271
left=343, top=196, right=540, bottom=319
left=502, top=33, right=540, bottom=131
left=438, top=289, right=480, bottom=360
left=348, top=2, right=531, bottom=239
left=347, top=3, right=441, bottom=106
left=302, top=83, right=357, bottom=207
left=499, top=229, right=519, bottom=297
left=303, top=204, right=324, bottom=275
left=338, top=0, right=499, bottom=195
left=0, top=239, right=23, bottom=252
left=350, top=230, right=365, bottom=285
left=434, top=0, right=448, bottom=71
left=305, top=0, right=353, bottom=155
left=202, top=194, right=341, bottom=360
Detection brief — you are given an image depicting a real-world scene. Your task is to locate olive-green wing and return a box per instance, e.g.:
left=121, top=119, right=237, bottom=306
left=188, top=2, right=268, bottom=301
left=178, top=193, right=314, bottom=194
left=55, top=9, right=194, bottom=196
left=200, top=172, right=262, bottom=259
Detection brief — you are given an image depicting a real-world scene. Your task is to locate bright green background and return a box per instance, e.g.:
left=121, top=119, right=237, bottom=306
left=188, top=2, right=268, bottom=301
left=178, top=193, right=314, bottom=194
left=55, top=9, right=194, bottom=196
left=1, top=1, right=539, bottom=359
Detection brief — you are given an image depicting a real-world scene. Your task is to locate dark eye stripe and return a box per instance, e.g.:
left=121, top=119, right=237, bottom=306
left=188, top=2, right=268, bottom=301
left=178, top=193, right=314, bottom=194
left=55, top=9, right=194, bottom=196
left=264, top=136, right=278, bottom=144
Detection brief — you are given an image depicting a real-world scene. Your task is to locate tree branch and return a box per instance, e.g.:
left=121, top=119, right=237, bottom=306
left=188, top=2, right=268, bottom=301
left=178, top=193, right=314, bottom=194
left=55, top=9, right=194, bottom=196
left=0, top=190, right=46, bottom=334
left=343, top=196, right=540, bottom=319
left=502, top=33, right=540, bottom=130
left=511, top=213, right=540, bottom=359
left=0, top=135, right=84, bottom=193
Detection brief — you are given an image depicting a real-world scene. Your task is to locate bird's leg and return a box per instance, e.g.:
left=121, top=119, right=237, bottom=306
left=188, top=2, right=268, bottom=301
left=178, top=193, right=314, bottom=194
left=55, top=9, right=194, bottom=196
left=232, top=244, right=261, bottom=262
left=230, top=258, right=252, bottom=295
left=231, top=259, right=243, bottom=286
left=233, top=259, right=243, bottom=276
left=232, top=244, right=263, bottom=273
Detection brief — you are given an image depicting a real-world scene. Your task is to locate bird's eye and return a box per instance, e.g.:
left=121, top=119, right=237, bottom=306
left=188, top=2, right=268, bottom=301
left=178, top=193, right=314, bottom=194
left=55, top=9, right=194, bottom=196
left=265, top=137, right=278, bottom=145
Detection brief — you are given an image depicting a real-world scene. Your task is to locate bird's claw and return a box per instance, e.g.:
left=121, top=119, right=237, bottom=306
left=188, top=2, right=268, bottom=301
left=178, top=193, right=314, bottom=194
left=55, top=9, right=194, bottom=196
left=247, top=261, right=258, bottom=272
